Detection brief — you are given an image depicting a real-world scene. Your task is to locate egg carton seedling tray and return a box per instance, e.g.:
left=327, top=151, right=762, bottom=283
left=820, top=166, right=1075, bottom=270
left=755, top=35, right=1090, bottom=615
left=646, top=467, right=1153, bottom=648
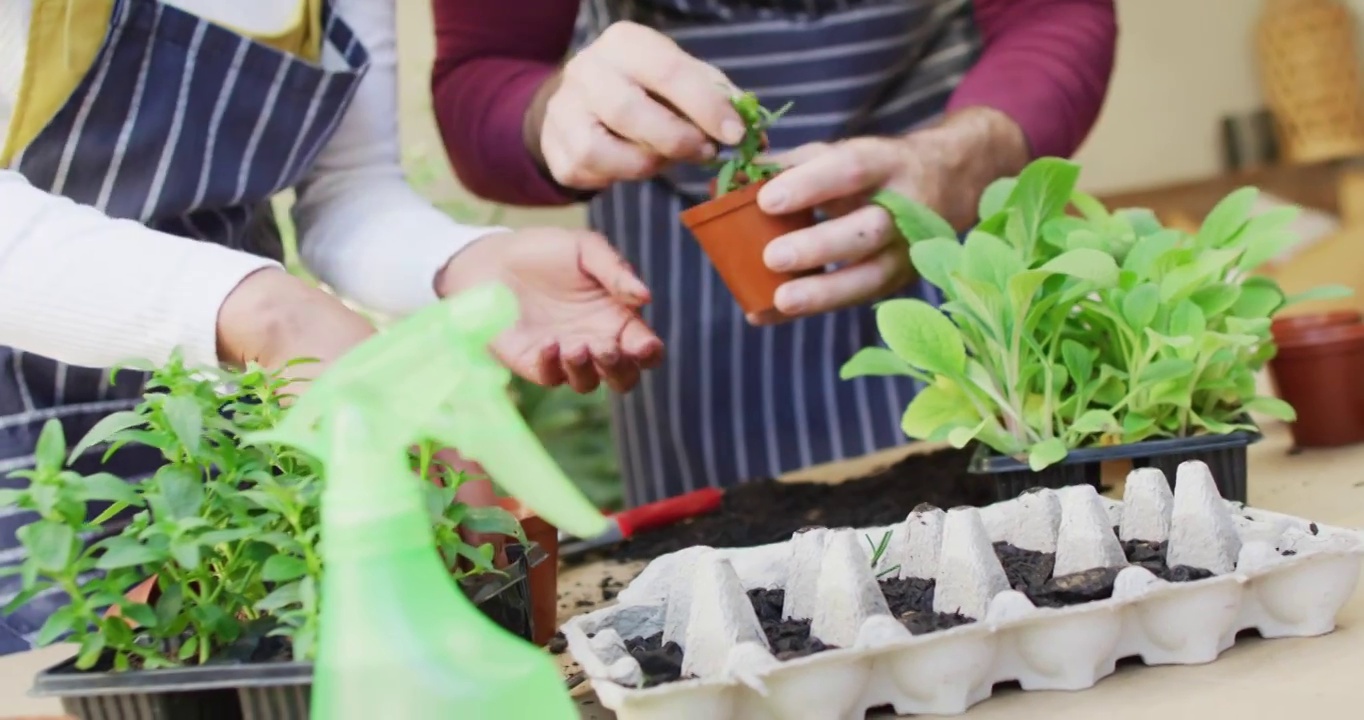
left=563, top=461, right=1364, bottom=719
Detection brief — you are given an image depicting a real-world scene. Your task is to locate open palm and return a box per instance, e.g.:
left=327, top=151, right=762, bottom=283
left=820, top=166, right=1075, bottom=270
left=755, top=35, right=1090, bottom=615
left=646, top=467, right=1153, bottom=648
left=438, top=227, right=663, bottom=392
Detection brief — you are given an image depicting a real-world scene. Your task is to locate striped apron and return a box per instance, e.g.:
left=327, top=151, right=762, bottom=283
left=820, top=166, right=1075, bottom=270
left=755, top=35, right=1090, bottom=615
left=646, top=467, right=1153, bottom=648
left=575, top=0, right=981, bottom=505
left=0, top=0, right=368, bottom=654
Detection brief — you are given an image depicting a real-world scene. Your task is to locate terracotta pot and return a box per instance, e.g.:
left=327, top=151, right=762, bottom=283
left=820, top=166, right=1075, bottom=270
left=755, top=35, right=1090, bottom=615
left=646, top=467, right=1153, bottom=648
left=1271, top=310, right=1363, bottom=340
left=496, top=498, right=559, bottom=646
left=1268, top=323, right=1364, bottom=447
left=680, top=177, right=817, bottom=317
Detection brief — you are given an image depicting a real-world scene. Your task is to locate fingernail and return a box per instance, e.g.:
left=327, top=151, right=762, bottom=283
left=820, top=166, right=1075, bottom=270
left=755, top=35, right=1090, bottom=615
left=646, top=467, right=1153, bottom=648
left=777, top=287, right=806, bottom=313
left=761, top=187, right=788, bottom=213
left=598, top=350, right=620, bottom=367
left=720, top=119, right=745, bottom=145
left=700, top=142, right=718, bottom=160
left=766, top=243, right=794, bottom=271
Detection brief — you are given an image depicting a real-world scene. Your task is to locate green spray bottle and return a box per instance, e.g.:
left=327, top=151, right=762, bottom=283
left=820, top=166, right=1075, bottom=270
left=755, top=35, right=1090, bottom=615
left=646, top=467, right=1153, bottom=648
left=250, top=283, right=609, bottom=720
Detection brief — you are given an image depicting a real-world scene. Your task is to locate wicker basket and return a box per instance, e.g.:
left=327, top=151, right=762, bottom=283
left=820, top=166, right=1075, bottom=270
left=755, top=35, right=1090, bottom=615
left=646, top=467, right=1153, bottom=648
left=1256, top=0, right=1364, bottom=163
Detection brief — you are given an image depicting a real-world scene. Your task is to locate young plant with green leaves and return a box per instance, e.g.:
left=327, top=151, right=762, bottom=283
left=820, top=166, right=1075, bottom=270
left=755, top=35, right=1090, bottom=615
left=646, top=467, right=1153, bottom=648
left=712, top=90, right=792, bottom=197
left=845, top=158, right=1350, bottom=471
left=0, top=355, right=523, bottom=671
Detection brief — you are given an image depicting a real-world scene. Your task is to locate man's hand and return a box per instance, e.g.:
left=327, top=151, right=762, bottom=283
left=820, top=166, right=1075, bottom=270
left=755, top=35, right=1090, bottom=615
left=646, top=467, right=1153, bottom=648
left=527, top=21, right=744, bottom=190
left=750, top=107, right=1030, bottom=323
left=437, top=227, right=663, bottom=393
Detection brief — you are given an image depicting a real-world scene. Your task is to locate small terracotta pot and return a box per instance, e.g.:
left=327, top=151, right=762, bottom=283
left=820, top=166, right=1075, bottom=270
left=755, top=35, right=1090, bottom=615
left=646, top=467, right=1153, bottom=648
left=680, top=177, right=816, bottom=317
left=1268, top=322, right=1364, bottom=447
left=496, top=498, right=559, bottom=646
left=1271, top=310, right=1363, bottom=340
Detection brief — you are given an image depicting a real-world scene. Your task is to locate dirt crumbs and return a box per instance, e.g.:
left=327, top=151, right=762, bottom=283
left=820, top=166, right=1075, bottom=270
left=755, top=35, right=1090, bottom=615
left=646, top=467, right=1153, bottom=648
left=747, top=587, right=837, bottom=661
left=548, top=631, right=568, bottom=655
left=604, top=447, right=990, bottom=563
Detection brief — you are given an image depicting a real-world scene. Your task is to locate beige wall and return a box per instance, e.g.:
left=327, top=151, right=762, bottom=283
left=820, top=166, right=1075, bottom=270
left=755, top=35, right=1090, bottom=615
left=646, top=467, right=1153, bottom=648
left=396, top=0, right=1363, bottom=218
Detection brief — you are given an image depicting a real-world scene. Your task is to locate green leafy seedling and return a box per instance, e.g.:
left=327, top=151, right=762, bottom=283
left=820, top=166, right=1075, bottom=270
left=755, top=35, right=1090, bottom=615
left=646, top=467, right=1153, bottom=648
left=713, top=90, right=792, bottom=197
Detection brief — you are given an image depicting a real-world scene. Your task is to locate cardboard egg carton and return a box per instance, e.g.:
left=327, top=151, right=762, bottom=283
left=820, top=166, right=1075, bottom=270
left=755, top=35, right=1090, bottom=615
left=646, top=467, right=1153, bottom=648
left=563, top=462, right=1364, bottom=719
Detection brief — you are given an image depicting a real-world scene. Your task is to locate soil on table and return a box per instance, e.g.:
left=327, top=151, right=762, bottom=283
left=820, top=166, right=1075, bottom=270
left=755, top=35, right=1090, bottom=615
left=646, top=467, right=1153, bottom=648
left=601, top=447, right=992, bottom=564
left=878, top=576, right=976, bottom=634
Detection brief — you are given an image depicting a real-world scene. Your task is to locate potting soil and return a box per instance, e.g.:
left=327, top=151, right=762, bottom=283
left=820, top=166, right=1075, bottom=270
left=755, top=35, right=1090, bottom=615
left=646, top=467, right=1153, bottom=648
left=606, top=447, right=993, bottom=563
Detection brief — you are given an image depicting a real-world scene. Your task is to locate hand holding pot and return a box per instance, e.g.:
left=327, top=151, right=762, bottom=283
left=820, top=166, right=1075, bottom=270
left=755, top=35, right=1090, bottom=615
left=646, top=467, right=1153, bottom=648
left=751, top=107, right=1030, bottom=323
left=528, top=21, right=745, bottom=189
left=437, top=227, right=664, bottom=393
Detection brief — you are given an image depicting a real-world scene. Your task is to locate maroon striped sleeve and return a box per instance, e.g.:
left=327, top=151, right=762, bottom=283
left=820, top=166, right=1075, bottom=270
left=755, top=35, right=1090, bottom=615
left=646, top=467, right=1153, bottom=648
left=947, top=0, right=1118, bottom=159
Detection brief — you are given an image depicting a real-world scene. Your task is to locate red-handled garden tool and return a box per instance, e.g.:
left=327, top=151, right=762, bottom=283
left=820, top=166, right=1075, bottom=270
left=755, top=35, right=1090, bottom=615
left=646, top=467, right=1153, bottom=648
left=559, top=487, right=724, bottom=558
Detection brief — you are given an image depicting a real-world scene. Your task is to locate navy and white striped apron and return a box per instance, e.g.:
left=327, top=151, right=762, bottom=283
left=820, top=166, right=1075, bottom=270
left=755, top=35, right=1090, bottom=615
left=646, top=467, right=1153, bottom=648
left=0, top=0, right=368, bottom=654
left=575, top=0, right=981, bottom=505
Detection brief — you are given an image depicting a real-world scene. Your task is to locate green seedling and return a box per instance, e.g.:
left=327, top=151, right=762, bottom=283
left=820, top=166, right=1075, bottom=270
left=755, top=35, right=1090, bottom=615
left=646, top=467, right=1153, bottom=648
left=713, top=90, right=792, bottom=197
left=865, top=531, right=899, bottom=578
left=845, top=158, right=1352, bottom=471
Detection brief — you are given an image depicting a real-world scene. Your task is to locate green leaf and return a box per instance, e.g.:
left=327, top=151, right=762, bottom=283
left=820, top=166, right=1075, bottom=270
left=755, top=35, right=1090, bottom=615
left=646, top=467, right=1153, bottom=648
left=1121, top=283, right=1161, bottom=330
left=1168, top=300, right=1207, bottom=340
left=461, top=506, right=527, bottom=540
left=1005, top=269, right=1051, bottom=316
left=907, top=238, right=964, bottom=290
left=68, top=411, right=145, bottom=464
left=1027, top=437, right=1069, bottom=471
left=1198, top=186, right=1257, bottom=247
left=1039, top=248, right=1120, bottom=287
left=35, top=606, right=76, bottom=646
left=1122, top=229, right=1182, bottom=278
left=94, top=537, right=164, bottom=570
left=1116, top=207, right=1163, bottom=236
left=1060, top=340, right=1094, bottom=387
left=960, top=230, right=1021, bottom=289
left=871, top=189, right=957, bottom=242
left=978, top=178, right=1016, bottom=218
left=1189, top=283, right=1241, bottom=318
left=33, top=420, right=66, bottom=475
left=154, top=582, right=184, bottom=628
left=1138, top=358, right=1195, bottom=385
left=1069, top=409, right=1118, bottom=435
left=1245, top=395, right=1297, bottom=421
left=161, top=394, right=204, bottom=456
left=1121, top=412, right=1157, bottom=441
left=1009, top=158, right=1081, bottom=240
left=178, top=635, right=200, bottom=661
left=875, top=299, right=967, bottom=377
left=1070, top=190, right=1111, bottom=221
left=839, top=347, right=919, bottom=380
left=119, top=602, right=158, bottom=629
left=75, top=634, right=107, bottom=669
left=1159, top=248, right=1241, bottom=303
left=1231, top=278, right=1284, bottom=319
left=73, top=472, right=142, bottom=506
left=899, top=383, right=980, bottom=440
left=1283, top=284, right=1354, bottom=306
left=946, top=420, right=988, bottom=449
left=255, top=582, right=302, bottom=612
left=169, top=537, right=200, bottom=569
left=261, top=554, right=310, bottom=583
left=152, top=466, right=203, bottom=521
left=18, top=521, right=75, bottom=573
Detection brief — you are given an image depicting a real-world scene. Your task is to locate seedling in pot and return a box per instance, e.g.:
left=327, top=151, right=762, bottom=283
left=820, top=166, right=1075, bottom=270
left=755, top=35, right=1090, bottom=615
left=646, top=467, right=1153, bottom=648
left=844, top=157, right=1351, bottom=473
left=711, top=90, right=792, bottom=197
left=680, top=91, right=812, bottom=318
left=865, top=530, right=899, bottom=578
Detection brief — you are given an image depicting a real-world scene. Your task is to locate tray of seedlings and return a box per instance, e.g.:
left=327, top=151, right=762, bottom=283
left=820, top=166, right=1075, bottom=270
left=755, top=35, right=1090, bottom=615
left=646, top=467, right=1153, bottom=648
left=562, top=461, right=1364, bottom=719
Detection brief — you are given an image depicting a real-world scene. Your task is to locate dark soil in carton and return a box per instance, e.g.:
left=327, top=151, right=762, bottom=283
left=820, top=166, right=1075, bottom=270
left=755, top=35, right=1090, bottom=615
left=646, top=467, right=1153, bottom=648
left=624, top=587, right=839, bottom=686
left=608, top=447, right=990, bottom=563
left=878, top=577, right=976, bottom=634
left=994, top=535, right=1216, bottom=608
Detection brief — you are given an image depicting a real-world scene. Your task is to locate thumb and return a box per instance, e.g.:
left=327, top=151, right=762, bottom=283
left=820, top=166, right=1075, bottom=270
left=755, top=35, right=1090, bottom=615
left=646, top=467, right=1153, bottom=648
left=577, top=231, right=650, bottom=306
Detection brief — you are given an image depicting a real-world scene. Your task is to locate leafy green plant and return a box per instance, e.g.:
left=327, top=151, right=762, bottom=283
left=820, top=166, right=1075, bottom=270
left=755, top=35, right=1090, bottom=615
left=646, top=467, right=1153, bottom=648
left=0, top=355, right=522, bottom=671
left=713, top=91, right=792, bottom=197
left=865, top=531, right=899, bottom=578
left=844, top=157, right=1351, bottom=471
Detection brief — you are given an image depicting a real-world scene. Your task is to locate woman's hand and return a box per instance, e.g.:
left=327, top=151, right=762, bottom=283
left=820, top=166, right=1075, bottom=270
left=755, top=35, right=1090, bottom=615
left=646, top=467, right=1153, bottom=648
left=750, top=107, right=1030, bottom=324
left=528, top=21, right=744, bottom=190
left=215, top=267, right=376, bottom=382
left=438, top=227, right=663, bottom=393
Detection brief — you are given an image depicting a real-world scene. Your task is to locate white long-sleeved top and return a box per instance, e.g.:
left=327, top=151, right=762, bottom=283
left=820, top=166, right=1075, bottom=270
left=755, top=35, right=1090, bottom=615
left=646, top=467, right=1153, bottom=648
left=0, top=0, right=505, bottom=371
